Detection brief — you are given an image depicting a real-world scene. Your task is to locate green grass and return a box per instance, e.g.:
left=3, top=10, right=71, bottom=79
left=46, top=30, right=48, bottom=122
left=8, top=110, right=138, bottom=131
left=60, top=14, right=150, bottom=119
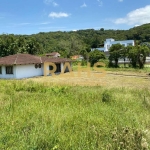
left=0, top=80, right=150, bottom=149
left=105, top=66, right=150, bottom=73
left=72, top=64, right=150, bottom=73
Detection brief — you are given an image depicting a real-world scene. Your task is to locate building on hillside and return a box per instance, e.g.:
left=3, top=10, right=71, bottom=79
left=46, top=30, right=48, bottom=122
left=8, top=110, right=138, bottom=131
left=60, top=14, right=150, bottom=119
left=46, top=52, right=60, bottom=57
left=0, top=54, right=72, bottom=79
left=71, top=55, right=84, bottom=61
left=91, top=38, right=135, bottom=52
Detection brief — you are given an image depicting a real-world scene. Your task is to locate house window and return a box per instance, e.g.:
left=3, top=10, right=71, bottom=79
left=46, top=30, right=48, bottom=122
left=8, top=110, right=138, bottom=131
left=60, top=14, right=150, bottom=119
left=6, top=66, right=13, bottom=74
left=35, top=64, right=41, bottom=69
left=107, top=45, right=110, bottom=49
left=127, top=43, right=133, bottom=46
left=39, top=64, right=41, bottom=68
left=0, top=66, right=2, bottom=74
left=49, top=65, right=53, bottom=70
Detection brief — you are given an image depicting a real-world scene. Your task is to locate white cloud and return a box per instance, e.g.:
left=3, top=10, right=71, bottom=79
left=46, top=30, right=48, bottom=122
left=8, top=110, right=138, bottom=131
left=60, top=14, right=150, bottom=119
left=44, top=0, right=58, bottom=7
left=80, top=3, right=87, bottom=8
left=13, top=23, right=31, bottom=26
left=44, top=0, right=52, bottom=5
left=49, top=12, right=70, bottom=18
left=40, top=22, right=51, bottom=25
left=53, top=2, right=58, bottom=7
left=118, top=0, right=123, bottom=2
left=97, top=0, right=103, bottom=6
left=134, top=25, right=140, bottom=27
left=114, top=5, right=150, bottom=25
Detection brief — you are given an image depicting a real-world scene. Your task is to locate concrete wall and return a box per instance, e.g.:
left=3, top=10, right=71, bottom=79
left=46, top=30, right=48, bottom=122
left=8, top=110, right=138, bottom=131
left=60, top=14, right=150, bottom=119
left=44, top=62, right=65, bottom=76
left=91, top=48, right=105, bottom=51
left=0, top=62, right=72, bottom=79
left=15, top=64, right=43, bottom=79
left=61, top=62, right=72, bottom=73
left=0, top=65, right=16, bottom=79
left=104, top=39, right=134, bottom=52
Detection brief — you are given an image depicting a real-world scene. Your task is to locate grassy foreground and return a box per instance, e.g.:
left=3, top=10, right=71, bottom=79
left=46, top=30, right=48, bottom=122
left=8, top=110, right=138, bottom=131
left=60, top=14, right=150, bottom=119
left=0, top=80, right=150, bottom=149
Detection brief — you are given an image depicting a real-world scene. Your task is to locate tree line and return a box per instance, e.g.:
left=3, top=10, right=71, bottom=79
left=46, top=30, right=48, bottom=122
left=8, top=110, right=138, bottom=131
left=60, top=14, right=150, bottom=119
left=108, top=44, right=150, bottom=68
left=0, top=23, right=150, bottom=59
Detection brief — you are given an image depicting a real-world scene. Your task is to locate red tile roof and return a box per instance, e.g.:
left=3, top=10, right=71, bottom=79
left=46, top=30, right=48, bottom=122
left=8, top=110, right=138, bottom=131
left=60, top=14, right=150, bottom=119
left=0, top=54, right=42, bottom=65
left=46, top=52, right=60, bottom=56
left=0, top=54, right=72, bottom=65
left=41, top=56, right=72, bottom=63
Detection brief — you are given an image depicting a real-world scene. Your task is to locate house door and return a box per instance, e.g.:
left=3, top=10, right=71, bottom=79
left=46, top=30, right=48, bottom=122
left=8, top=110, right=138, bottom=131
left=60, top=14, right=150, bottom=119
left=55, top=63, right=61, bottom=73
left=49, top=63, right=61, bottom=73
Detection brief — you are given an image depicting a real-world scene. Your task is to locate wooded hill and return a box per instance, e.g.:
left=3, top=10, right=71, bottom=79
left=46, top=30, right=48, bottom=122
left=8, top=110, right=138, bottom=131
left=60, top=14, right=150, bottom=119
left=0, top=23, right=150, bottom=57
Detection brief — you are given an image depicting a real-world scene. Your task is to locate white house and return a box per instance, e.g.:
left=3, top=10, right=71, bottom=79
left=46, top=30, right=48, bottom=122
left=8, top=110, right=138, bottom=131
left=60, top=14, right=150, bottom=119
left=91, top=38, right=135, bottom=52
left=0, top=54, right=72, bottom=79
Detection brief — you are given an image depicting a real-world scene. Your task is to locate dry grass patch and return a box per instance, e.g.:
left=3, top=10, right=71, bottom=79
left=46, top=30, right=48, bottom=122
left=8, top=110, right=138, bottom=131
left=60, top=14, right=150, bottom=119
left=27, top=71, right=150, bottom=89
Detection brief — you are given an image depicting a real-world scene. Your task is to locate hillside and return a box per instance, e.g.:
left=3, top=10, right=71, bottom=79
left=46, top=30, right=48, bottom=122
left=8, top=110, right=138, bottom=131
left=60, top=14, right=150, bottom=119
left=0, top=23, right=150, bottom=57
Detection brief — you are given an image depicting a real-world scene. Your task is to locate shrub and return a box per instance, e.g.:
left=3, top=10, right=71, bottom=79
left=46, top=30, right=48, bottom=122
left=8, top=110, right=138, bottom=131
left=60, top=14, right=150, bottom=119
left=102, top=90, right=112, bottom=103
left=99, top=59, right=109, bottom=67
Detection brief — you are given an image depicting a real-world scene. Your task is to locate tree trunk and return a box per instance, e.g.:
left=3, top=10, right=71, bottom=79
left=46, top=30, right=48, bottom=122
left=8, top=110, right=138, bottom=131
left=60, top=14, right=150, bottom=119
left=115, top=59, right=118, bottom=67
left=124, top=58, right=126, bottom=67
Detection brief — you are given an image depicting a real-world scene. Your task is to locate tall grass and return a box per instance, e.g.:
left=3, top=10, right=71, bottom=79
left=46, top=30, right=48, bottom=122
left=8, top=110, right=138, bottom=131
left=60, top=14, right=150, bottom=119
left=0, top=80, right=150, bottom=149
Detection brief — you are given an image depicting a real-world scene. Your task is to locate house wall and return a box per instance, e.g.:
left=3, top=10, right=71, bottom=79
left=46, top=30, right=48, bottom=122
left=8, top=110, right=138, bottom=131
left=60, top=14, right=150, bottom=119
left=61, top=62, right=72, bottom=73
left=104, top=39, right=134, bottom=52
left=0, top=65, right=17, bottom=78
left=15, top=64, right=43, bottom=79
left=0, top=62, right=72, bottom=79
left=91, top=48, right=105, bottom=51
left=44, top=62, right=65, bottom=76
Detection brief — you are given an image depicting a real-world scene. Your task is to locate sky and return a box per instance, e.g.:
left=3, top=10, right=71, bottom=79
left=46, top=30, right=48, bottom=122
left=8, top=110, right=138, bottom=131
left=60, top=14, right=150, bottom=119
left=0, top=0, right=150, bottom=35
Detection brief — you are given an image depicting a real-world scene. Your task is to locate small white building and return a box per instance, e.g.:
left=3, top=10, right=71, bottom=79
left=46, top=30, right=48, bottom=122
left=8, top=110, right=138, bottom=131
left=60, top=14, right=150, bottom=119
left=91, top=38, right=135, bottom=52
left=0, top=54, right=72, bottom=79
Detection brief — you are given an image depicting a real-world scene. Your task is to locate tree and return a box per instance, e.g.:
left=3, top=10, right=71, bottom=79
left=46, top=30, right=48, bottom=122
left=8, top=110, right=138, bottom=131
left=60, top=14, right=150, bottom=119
left=128, top=45, right=150, bottom=68
left=100, top=28, right=104, bottom=31
left=120, top=46, right=128, bottom=67
left=24, top=38, right=41, bottom=55
left=89, top=50, right=106, bottom=66
left=137, top=45, right=150, bottom=68
left=128, top=46, right=138, bottom=67
left=109, top=44, right=124, bottom=67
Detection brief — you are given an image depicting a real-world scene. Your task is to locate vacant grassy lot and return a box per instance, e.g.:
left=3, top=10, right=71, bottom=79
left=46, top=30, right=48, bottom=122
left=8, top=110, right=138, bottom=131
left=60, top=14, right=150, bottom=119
left=0, top=70, right=150, bottom=149
left=28, top=70, right=150, bottom=89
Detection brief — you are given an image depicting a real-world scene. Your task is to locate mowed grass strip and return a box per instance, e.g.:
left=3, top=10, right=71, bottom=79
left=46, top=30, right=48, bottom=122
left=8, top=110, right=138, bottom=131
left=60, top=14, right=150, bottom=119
left=0, top=80, right=150, bottom=149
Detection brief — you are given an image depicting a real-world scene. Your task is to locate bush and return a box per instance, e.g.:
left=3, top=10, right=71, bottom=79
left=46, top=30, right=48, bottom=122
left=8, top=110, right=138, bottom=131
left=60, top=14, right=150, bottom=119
left=81, top=60, right=87, bottom=66
left=98, top=59, right=109, bottom=67
left=102, top=90, right=112, bottom=103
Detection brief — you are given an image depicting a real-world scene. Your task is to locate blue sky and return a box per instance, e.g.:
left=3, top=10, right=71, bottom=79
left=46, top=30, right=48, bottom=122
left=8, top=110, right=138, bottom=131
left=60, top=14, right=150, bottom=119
left=0, top=0, right=150, bottom=35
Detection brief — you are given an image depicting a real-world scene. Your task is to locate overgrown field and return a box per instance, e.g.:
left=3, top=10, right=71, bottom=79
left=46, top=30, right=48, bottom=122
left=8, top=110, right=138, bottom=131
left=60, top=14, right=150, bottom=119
left=0, top=80, right=150, bottom=149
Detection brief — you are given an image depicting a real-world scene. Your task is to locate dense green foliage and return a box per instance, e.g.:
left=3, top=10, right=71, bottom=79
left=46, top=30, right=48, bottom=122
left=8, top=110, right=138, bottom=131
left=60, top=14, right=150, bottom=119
left=108, top=44, right=150, bottom=68
left=109, top=44, right=124, bottom=67
left=0, top=23, right=150, bottom=58
left=89, top=50, right=106, bottom=66
left=0, top=80, right=150, bottom=149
